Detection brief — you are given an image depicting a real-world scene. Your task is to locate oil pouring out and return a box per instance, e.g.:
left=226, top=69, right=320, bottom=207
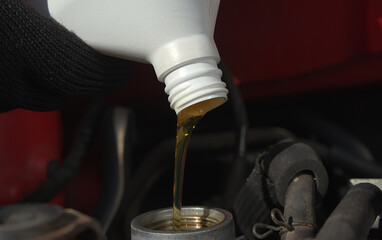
left=173, top=97, right=226, bottom=231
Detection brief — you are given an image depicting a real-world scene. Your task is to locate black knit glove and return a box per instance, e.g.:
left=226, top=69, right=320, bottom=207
left=0, top=0, right=135, bottom=112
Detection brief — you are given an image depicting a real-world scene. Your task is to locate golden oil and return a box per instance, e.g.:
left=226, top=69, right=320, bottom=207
left=173, top=97, right=226, bottom=231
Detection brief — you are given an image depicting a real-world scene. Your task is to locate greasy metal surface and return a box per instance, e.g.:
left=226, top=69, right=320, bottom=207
left=0, top=204, right=103, bottom=240
left=0, top=204, right=63, bottom=233
left=131, top=206, right=235, bottom=240
left=30, top=209, right=103, bottom=240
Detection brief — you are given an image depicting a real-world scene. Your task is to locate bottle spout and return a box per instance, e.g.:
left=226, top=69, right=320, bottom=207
left=164, top=59, right=228, bottom=115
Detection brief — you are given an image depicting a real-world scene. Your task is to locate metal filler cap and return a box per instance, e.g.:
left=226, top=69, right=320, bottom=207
left=131, top=206, right=235, bottom=240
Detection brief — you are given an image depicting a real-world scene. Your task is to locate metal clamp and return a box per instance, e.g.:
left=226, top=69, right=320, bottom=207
left=252, top=208, right=294, bottom=239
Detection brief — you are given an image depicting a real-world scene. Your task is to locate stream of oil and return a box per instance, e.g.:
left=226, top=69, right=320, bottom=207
left=173, top=97, right=226, bottom=231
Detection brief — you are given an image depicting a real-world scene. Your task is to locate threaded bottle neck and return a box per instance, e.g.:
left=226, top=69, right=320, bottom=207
left=164, top=59, right=228, bottom=114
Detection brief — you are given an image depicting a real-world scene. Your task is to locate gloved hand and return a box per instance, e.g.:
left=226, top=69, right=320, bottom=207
left=0, top=0, right=134, bottom=112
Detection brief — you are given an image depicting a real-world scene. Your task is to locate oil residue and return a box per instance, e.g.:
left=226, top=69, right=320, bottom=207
left=173, top=97, right=226, bottom=231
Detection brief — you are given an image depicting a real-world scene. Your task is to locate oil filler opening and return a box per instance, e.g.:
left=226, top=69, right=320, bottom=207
left=139, top=207, right=226, bottom=231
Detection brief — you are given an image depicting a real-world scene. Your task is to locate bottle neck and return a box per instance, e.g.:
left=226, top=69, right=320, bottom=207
left=163, top=59, right=228, bottom=114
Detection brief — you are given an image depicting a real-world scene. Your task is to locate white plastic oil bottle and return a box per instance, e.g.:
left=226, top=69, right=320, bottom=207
left=34, top=0, right=228, bottom=113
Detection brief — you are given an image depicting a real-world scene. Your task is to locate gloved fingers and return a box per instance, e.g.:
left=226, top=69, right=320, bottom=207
left=0, top=0, right=135, bottom=112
